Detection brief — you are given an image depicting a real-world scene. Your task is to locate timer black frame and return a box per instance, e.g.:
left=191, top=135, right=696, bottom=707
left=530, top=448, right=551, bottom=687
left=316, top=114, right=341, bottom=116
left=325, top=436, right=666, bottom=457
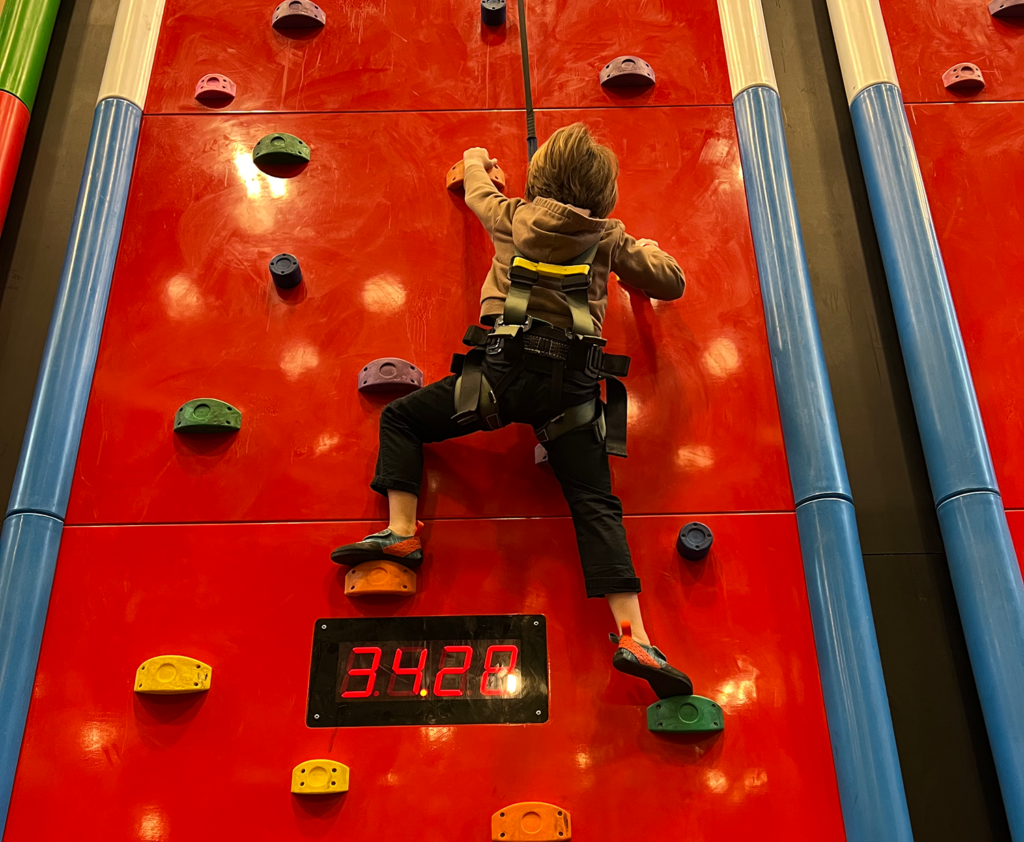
left=307, top=615, right=549, bottom=727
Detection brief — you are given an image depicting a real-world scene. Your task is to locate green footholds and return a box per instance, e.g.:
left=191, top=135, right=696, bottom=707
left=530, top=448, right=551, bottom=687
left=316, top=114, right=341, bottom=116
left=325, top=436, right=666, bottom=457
left=252, top=133, right=310, bottom=167
left=647, top=695, right=724, bottom=734
left=174, top=399, right=242, bottom=433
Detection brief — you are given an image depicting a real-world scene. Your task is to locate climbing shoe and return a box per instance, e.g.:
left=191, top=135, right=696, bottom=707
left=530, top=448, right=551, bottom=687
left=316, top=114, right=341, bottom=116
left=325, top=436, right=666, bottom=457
left=330, top=527, right=423, bottom=568
left=610, top=620, right=694, bottom=699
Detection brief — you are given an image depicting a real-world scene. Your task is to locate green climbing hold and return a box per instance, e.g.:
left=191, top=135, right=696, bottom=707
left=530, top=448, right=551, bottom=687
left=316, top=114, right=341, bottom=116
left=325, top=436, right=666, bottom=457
left=647, top=695, right=724, bottom=734
left=252, top=133, right=310, bottom=167
left=174, top=398, right=242, bottom=433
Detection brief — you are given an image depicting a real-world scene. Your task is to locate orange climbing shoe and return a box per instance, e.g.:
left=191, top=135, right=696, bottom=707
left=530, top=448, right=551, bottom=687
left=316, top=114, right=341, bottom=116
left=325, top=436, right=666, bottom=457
left=611, top=620, right=693, bottom=699
left=330, top=525, right=424, bottom=568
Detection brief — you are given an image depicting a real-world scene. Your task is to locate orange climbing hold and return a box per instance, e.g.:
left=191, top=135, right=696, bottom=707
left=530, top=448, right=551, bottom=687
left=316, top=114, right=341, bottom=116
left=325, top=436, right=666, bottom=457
left=345, top=560, right=417, bottom=596
left=446, top=160, right=506, bottom=193
left=491, top=802, right=571, bottom=840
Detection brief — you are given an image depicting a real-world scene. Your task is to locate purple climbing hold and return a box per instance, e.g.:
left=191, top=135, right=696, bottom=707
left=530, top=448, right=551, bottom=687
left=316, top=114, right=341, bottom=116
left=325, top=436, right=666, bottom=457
left=195, top=74, right=237, bottom=103
left=989, top=0, right=1024, bottom=17
left=358, top=359, right=423, bottom=394
left=599, top=56, right=656, bottom=89
left=272, top=0, right=326, bottom=29
left=942, top=63, right=985, bottom=92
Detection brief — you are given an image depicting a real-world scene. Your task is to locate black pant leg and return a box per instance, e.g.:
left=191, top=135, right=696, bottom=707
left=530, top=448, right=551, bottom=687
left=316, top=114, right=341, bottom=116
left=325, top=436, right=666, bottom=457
left=544, top=422, right=641, bottom=598
left=371, top=375, right=482, bottom=497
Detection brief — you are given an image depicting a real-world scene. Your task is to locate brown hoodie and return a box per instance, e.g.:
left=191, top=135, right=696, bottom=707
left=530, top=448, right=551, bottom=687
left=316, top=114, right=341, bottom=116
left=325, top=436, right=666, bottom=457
left=463, top=159, right=685, bottom=334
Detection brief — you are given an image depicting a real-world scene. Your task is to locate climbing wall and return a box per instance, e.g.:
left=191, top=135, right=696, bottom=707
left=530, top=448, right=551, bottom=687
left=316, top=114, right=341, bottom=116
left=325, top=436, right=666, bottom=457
left=3, top=0, right=848, bottom=838
left=876, top=0, right=1024, bottom=579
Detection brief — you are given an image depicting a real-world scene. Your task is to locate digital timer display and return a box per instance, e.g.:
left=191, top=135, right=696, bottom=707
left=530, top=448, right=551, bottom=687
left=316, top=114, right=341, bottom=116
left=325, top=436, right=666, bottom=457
left=337, top=640, right=522, bottom=701
left=307, top=615, right=548, bottom=727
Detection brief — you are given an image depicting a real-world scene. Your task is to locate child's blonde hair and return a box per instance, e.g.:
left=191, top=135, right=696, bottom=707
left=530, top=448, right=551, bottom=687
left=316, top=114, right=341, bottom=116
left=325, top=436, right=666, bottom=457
left=525, top=123, right=619, bottom=218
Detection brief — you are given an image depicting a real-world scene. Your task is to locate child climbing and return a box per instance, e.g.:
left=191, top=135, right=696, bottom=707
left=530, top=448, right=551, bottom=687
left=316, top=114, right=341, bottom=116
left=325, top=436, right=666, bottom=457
left=332, top=123, right=692, bottom=699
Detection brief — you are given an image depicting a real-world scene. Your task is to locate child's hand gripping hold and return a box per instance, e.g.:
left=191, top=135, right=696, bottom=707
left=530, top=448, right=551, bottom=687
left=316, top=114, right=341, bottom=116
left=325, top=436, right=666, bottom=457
left=463, top=146, right=499, bottom=172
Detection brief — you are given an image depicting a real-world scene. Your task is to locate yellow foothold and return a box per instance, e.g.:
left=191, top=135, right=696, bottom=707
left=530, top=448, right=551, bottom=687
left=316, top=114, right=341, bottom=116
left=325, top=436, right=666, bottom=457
left=134, top=655, right=212, bottom=695
left=291, top=760, right=350, bottom=795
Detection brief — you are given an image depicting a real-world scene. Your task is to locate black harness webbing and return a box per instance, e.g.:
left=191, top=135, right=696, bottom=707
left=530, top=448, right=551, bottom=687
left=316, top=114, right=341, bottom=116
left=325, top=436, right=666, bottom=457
left=452, top=233, right=631, bottom=456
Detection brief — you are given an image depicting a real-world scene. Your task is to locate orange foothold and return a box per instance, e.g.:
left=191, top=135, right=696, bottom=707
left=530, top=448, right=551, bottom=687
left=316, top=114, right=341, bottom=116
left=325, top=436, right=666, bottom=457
left=446, top=160, right=506, bottom=193
left=345, top=560, right=416, bottom=596
left=491, top=802, right=571, bottom=841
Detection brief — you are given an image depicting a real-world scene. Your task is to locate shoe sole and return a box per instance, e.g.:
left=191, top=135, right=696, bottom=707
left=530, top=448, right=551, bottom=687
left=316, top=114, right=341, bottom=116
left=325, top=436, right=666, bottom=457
left=613, top=650, right=694, bottom=699
left=330, top=545, right=424, bottom=568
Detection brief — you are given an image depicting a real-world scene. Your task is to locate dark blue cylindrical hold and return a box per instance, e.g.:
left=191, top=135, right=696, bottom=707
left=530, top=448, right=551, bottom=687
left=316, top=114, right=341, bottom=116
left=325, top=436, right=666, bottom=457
left=269, top=253, right=302, bottom=289
left=481, top=0, right=506, bottom=26
left=676, top=522, right=713, bottom=560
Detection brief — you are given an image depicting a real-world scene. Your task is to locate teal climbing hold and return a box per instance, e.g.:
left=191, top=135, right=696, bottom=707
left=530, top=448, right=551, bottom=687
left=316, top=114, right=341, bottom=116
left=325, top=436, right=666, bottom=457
left=174, top=398, right=242, bottom=433
left=647, top=695, right=724, bottom=734
left=252, top=133, right=310, bottom=168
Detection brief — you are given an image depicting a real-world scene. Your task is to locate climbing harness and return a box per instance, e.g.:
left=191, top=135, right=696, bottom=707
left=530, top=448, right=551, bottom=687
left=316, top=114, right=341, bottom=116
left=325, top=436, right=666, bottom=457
left=451, top=242, right=631, bottom=456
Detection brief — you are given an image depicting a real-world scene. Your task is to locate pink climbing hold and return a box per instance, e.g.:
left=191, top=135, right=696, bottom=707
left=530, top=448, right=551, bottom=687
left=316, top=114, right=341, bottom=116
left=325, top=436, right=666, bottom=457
left=194, top=74, right=237, bottom=104
left=358, top=359, right=423, bottom=394
left=272, top=0, right=326, bottom=29
left=942, top=63, right=985, bottom=92
left=600, top=56, right=656, bottom=89
left=989, top=0, right=1024, bottom=18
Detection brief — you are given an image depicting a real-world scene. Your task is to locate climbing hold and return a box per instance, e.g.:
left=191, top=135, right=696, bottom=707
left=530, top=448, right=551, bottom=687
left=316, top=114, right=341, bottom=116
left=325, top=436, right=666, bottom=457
left=647, top=695, right=724, bottom=734
left=253, top=133, right=310, bottom=169
left=135, top=656, right=212, bottom=695
left=989, top=0, right=1024, bottom=17
left=599, top=56, right=656, bottom=88
left=534, top=444, right=549, bottom=465
left=943, top=63, right=985, bottom=92
left=491, top=803, right=571, bottom=841
left=174, top=398, right=242, bottom=433
left=291, top=760, right=349, bottom=794
left=481, top=0, right=506, bottom=26
left=676, top=521, right=713, bottom=561
left=358, top=358, right=423, bottom=393
left=446, top=160, right=507, bottom=193
left=269, top=253, right=302, bottom=289
left=345, top=560, right=417, bottom=596
left=194, top=74, right=236, bottom=104
left=272, top=0, right=325, bottom=29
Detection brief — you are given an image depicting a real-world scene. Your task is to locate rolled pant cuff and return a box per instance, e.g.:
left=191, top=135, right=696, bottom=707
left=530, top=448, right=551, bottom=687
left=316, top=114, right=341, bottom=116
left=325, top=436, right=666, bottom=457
left=370, top=476, right=422, bottom=498
left=585, top=577, right=641, bottom=598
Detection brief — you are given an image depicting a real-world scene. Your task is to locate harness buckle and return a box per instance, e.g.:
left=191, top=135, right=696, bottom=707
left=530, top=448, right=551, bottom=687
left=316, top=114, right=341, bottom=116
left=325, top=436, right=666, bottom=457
left=494, top=314, right=533, bottom=336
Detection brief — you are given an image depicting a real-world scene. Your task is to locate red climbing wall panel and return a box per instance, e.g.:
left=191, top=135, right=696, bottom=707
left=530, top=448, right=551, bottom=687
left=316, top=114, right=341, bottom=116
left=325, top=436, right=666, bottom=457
left=146, top=0, right=525, bottom=113
left=527, top=0, right=732, bottom=108
left=878, top=0, right=1024, bottom=103
left=6, top=515, right=846, bottom=840
left=907, top=102, right=1024, bottom=509
left=64, top=106, right=791, bottom=525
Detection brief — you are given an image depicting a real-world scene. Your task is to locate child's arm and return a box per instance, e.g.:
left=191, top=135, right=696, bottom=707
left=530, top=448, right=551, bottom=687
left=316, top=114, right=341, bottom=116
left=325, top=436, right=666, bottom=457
left=612, top=234, right=685, bottom=300
left=462, top=147, right=508, bottom=235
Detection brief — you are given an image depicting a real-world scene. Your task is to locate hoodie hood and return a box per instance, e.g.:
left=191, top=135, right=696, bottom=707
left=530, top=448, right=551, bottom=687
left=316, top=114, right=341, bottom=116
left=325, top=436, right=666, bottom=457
left=510, top=197, right=611, bottom=264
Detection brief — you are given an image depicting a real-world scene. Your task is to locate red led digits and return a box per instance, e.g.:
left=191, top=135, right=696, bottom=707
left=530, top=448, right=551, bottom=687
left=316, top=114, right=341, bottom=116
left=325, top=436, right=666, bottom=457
left=433, top=646, right=473, bottom=697
left=480, top=644, right=519, bottom=696
left=340, top=646, right=382, bottom=698
left=388, top=647, right=428, bottom=697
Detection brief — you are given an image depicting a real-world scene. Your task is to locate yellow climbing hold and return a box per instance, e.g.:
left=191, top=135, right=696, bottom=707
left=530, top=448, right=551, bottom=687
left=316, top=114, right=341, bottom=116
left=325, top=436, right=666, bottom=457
left=134, top=655, right=212, bottom=694
left=291, top=760, right=350, bottom=794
